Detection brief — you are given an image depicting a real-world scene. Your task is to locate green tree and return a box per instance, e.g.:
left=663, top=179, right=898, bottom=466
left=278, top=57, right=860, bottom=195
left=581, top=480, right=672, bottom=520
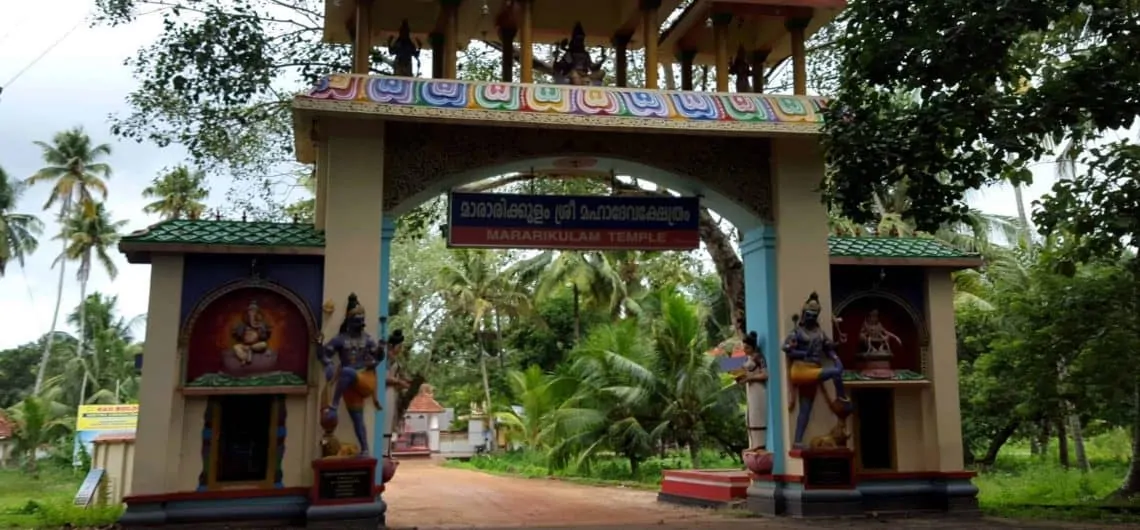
left=142, top=165, right=210, bottom=220
left=6, top=394, right=71, bottom=474
left=821, top=1, right=1138, bottom=231
left=57, top=202, right=128, bottom=406
left=0, top=166, right=43, bottom=276
left=26, top=127, right=113, bottom=395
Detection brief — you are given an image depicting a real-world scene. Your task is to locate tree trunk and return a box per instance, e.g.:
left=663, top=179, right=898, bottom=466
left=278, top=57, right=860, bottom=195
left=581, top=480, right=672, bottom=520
left=75, top=275, right=89, bottom=367
left=1069, top=412, right=1090, bottom=472
left=1057, top=417, right=1070, bottom=468
left=688, top=440, right=702, bottom=469
left=698, top=209, right=745, bottom=336
left=493, top=309, right=505, bottom=370
left=1013, top=184, right=1030, bottom=244
left=478, top=335, right=496, bottom=451
left=978, top=419, right=1020, bottom=466
left=1115, top=382, right=1140, bottom=496
left=572, top=284, right=580, bottom=342
left=1032, top=417, right=1050, bottom=456
left=629, top=454, right=640, bottom=477
left=34, top=215, right=70, bottom=395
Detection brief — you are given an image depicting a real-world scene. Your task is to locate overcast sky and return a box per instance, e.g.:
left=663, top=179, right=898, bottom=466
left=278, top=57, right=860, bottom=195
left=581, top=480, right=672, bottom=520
left=0, top=0, right=1063, bottom=350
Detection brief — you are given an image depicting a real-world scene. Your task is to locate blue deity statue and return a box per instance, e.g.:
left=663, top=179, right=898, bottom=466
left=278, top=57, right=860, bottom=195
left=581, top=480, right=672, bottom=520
left=319, top=293, right=384, bottom=456
left=782, top=292, right=852, bottom=449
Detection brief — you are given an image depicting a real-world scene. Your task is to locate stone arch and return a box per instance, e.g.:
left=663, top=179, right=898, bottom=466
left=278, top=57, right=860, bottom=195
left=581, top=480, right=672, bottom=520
left=382, top=122, right=773, bottom=230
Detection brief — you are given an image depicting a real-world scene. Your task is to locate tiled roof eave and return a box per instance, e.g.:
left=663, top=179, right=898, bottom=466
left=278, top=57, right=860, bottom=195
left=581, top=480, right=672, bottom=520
left=119, top=241, right=325, bottom=264
left=829, top=255, right=983, bottom=270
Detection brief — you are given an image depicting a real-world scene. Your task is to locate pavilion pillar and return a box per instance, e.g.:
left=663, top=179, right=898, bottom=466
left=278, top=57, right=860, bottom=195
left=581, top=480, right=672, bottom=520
left=613, top=34, right=631, bottom=87
left=321, top=127, right=384, bottom=463
left=429, top=32, right=445, bottom=78
left=740, top=225, right=783, bottom=472
left=441, top=0, right=460, bottom=79
left=750, top=49, right=769, bottom=93
left=679, top=49, right=695, bottom=90
left=499, top=26, right=517, bottom=82
left=376, top=215, right=397, bottom=478
left=519, top=0, right=534, bottom=83
left=352, top=0, right=374, bottom=74
left=787, top=17, right=809, bottom=95
left=314, top=145, right=329, bottom=231
left=923, top=270, right=967, bottom=471
left=641, top=0, right=662, bottom=89
left=712, top=13, right=731, bottom=92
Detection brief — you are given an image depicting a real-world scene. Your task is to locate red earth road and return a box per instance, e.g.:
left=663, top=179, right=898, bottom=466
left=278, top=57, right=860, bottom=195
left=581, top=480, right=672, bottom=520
left=382, top=459, right=1121, bottom=530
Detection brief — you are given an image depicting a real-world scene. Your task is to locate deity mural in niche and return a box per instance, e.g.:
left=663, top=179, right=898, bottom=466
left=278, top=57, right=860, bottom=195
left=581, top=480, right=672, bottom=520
left=737, top=331, right=773, bottom=474
left=783, top=292, right=853, bottom=450
left=857, top=309, right=903, bottom=379
left=834, top=293, right=925, bottom=382
left=183, top=283, right=313, bottom=388
left=553, top=22, right=606, bottom=86
left=318, top=293, right=383, bottom=458
left=388, top=19, right=421, bottom=77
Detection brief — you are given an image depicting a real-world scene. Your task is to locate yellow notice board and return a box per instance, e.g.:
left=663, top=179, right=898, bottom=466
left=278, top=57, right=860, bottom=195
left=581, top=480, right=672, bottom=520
left=75, top=404, right=139, bottom=431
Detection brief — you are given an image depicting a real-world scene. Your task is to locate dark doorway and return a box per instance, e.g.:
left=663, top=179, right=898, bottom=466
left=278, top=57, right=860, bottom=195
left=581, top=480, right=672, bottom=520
left=853, top=388, right=894, bottom=470
left=215, top=394, right=274, bottom=484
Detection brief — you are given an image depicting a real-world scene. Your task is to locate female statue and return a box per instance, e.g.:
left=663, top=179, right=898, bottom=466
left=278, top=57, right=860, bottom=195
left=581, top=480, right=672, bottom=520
left=382, top=329, right=411, bottom=458
left=857, top=309, right=902, bottom=378
left=738, top=331, right=768, bottom=452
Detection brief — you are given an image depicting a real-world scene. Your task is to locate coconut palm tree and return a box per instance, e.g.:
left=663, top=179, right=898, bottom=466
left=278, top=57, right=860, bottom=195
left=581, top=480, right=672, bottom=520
left=26, top=127, right=112, bottom=395
left=57, top=202, right=127, bottom=406
left=0, top=166, right=44, bottom=276
left=142, top=165, right=210, bottom=220
left=6, top=393, right=71, bottom=474
left=437, top=249, right=532, bottom=448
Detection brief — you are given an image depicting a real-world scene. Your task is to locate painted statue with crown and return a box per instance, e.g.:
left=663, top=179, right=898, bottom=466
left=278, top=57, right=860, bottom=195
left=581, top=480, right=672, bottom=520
left=318, top=293, right=384, bottom=457
left=783, top=292, right=853, bottom=450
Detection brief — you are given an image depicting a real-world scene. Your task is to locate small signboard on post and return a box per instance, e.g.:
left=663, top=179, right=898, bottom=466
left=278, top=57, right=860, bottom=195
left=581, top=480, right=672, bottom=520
left=74, top=468, right=105, bottom=507
left=447, top=192, right=701, bottom=251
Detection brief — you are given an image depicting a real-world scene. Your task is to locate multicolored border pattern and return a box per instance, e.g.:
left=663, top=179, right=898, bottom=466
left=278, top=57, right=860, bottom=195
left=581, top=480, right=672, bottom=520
left=298, top=74, right=827, bottom=127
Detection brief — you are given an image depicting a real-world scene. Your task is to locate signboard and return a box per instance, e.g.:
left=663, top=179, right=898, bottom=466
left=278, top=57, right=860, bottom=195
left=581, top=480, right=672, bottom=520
left=447, top=192, right=701, bottom=250
left=74, top=404, right=138, bottom=466
left=316, top=467, right=373, bottom=501
left=76, top=404, right=139, bottom=431
left=73, top=468, right=105, bottom=507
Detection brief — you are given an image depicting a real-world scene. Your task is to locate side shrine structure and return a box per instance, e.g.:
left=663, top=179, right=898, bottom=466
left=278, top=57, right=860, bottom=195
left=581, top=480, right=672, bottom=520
left=116, top=0, right=980, bottom=527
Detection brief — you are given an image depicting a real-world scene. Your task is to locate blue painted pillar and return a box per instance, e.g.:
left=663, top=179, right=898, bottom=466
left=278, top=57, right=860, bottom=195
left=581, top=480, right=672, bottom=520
left=374, top=216, right=396, bottom=489
left=740, top=224, right=785, bottom=473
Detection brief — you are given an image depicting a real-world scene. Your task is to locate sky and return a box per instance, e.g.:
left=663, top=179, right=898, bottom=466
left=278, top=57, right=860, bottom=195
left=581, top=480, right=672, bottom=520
left=0, top=1, right=1064, bottom=350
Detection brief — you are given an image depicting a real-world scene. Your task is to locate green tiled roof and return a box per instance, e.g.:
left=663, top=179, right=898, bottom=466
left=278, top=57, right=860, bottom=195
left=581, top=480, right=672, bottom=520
left=121, top=221, right=975, bottom=261
left=827, top=236, right=976, bottom=259
left=121, top=220, right=325, bottom=248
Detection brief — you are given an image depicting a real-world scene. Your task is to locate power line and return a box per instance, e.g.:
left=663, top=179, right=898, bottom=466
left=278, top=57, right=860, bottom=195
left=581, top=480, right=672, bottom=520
left=0, top=11, right=89, bottom=94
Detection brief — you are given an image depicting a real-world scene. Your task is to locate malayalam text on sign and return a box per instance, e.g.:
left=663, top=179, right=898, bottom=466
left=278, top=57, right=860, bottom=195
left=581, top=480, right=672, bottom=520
left=447, top=192, right=701, bottom=251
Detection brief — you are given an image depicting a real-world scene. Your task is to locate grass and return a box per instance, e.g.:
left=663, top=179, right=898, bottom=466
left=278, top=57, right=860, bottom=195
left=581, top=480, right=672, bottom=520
left=0, top=466, right=122, bottom=528
left=450, top=430, right=1140, bottom=524
left=446, top=448, right=739, bottom=490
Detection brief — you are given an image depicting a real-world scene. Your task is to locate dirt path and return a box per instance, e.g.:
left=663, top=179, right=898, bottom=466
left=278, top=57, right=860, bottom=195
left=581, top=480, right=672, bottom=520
left=381, top=459, right=1122, bottom=530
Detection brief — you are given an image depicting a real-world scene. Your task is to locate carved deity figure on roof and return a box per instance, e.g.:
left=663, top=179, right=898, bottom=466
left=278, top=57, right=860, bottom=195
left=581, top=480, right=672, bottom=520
left=553, top=22, right=606, bottom=86
left=730, top=46, right=752, bottom=92
left=388, top=19, right=422, bottom=77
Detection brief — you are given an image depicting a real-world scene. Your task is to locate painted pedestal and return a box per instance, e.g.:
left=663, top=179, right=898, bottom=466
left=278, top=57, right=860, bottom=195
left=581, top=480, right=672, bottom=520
left=657, top=469, right=750, bottom=508
left=307, top=457, right=386, bottom=529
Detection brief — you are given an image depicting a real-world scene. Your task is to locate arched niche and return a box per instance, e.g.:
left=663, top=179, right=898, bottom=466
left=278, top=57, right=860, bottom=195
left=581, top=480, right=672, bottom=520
left=179, top=278, right=319, bottom=391
left=833, top=290, right=930, bottom=378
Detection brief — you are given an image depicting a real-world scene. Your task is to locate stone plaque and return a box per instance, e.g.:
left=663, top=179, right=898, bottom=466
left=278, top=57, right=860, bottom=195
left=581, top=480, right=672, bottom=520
left=316, top=467, right=372, bottom=501
left=804, top=454, right=853, bottom=489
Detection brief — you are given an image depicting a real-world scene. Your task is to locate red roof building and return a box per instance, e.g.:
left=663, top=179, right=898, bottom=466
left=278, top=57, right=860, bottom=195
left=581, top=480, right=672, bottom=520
left=406, top=384, right=445, bottom=414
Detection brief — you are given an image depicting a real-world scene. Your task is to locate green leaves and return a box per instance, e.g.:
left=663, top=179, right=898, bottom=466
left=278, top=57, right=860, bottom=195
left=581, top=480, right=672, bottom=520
left=824, top=1, right=1140, bottom=232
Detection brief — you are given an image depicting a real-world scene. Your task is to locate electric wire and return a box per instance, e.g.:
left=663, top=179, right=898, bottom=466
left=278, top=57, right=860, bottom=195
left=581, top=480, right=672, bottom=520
left=1, top=11, right=90, bottom=93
